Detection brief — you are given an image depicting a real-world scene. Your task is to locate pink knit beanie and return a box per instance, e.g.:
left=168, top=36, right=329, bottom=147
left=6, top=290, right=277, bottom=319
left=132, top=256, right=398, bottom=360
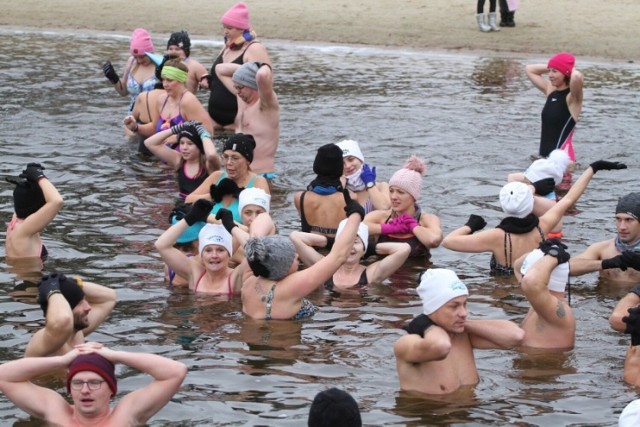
left=547, top=52, right=575, bottom=77
left=221, top=2, right=250, bottom=30
left=389, top=155, right=426, bottom=201
left=130, top=28, right=155, bottom=56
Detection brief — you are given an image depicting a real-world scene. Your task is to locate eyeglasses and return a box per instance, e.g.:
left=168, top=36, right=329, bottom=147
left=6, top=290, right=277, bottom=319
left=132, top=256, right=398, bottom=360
left=221, top=154, right=244, bottom=163
left=70, top=379, right=105, bottom=391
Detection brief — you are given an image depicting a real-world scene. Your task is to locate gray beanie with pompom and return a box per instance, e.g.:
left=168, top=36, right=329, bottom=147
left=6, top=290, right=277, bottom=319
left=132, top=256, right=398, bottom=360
left=244, top=236, right=297, bottom=280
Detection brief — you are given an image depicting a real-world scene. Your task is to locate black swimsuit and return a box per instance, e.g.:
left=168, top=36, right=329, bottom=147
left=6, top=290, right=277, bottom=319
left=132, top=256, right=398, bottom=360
left=324, top=270, right=369, bottom=291
left=299, top=191, right=339, bottom=235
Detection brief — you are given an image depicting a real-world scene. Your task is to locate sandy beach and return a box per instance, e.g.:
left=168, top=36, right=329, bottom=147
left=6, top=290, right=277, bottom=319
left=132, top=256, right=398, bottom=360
left=2, top=0, right=639, bottom=62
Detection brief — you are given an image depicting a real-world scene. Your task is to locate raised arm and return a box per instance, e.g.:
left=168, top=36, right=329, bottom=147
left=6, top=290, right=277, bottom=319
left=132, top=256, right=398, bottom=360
left=466, top=319, right=524, bottom=349
left=0, top=350, right=77, bottom=419
left=394, top=324, right=452, bottom=364
left=289, top=231, right=327, bottom=267
left=143, top=127, right=182, bottom=169
left=413, top=213, right=443, bottom=249
left=91, top=345, right=187, bottom=424
left=215, top=62, right=241, bottom=94
left=282, top=191, right=364, bottom=298
left=15, top=165, right=64, bottom=236
left=24, top=291, right=75, bottom=357
left=442, top=214, right=497, bottom=253
left=568, top=68, right=584, bottom=108
left=539, top=161, right=627, bottom=233
left=366, top=242, right=411, bottom=284
left=525, top=63, right=551, bottom=94
left=81, top=281, right=116, bottom=337
left=255, top=63, right=278, bottom=110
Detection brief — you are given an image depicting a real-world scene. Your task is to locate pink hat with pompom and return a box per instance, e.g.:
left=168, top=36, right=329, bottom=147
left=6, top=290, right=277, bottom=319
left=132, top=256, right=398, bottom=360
left=221, top=2, right=250, bottom=30
left=389, top=155, right=426, bottom=201
left=130, top=28, right=155, bottom=56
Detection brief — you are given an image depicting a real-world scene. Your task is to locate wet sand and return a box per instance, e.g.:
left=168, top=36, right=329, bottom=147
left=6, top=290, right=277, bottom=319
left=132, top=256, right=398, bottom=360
left=2, top=0, right=639, bottom=61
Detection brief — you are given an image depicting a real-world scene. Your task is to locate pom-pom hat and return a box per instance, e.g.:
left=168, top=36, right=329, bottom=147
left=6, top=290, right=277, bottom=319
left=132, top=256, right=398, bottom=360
left=389, top=155, right=426, bottom=201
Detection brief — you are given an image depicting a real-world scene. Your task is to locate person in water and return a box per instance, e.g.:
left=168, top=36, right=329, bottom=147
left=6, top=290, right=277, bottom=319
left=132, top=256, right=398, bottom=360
left=0, top=342, right=186, bottom=426
left=166, top=30, right=209, bottom=94
left=5, top=163, right=63, bottom=261
left=364, top=155, right=442, bottom=258
left=394, top=268, right=524, bottom=395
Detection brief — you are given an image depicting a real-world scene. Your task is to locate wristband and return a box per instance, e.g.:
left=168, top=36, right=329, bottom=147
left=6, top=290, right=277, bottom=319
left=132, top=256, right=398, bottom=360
left=47, top=289, right=62, bottom=300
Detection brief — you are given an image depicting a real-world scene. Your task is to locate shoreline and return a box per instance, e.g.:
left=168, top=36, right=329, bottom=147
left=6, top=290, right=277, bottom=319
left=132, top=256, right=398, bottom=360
left=2, top=0, right=640, bottom=62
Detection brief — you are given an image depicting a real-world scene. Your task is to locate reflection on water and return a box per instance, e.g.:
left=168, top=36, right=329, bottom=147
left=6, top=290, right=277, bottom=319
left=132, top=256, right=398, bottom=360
left=0, top=28, right=639, bottom=425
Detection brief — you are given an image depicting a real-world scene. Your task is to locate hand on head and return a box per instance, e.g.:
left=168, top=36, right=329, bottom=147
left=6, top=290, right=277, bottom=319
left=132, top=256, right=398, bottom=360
left=623, top=306, right=640, bottom=346
left=401, top=314, right=435, bottom=337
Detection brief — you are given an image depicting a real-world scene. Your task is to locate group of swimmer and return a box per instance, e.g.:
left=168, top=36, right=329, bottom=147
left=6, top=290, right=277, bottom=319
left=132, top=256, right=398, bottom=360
left=1, top=1, right=640, bottom=424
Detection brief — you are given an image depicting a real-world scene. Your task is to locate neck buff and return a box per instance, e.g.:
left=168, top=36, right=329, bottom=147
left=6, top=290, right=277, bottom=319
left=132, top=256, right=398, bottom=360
left=345, top=168, right=365, bottom=192
left=161, top=66, right=188, bottom=83
left=614, top=236, right=640, bottom=253
left=308, top=176, right=343, bottom=195
left=496, top=214, right=540, bottom=234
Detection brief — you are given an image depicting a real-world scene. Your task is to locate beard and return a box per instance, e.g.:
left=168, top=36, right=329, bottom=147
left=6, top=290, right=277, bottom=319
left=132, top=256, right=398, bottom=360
left=73, top=313, right=89, bottom=331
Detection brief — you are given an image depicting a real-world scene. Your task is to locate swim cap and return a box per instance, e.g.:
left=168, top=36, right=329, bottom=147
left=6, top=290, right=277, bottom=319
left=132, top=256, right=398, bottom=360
left=417, top=269, right=468, bottom=315
left=244, top=236, right=297, bottom=280
left=520, top=249, right=569, bottom=293
left=389, top=155, right=426, bottom=201
left=232, top=62, right=259, bottom=90
left=223, top=133, right=256, bottom=163
left=67, top=353, right=117, bottom=396
left=221, top=2, right=251, bottom=30
left=38, top=273, right=85, bottom=315
left=500, top=182, right=534, bottom=218
left=547, top=52, right=575, bottom=77
left=239, top=187, right=271, bottom=214
left=616, top=192, right=640, bottom=221
left=198, top=224, right=233, bottom=256
left=619, top=399, right=640, bottom=427
left=336, top=139, right=365, bottom=164
left=313, top=143, right=344, bottom=179
left=167, top=30, right=191, bottom=56
left=336, top=218, right=369, bottom=252
left=130, top=28, right=154, bottom=56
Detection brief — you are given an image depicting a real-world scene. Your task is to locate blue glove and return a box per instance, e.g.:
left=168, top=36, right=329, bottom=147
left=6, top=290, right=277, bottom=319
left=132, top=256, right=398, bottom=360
left=361, top=164, right=376, bottom=189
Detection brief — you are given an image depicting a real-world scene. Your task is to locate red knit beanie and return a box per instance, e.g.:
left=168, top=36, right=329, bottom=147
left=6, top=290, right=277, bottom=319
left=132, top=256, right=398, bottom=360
left=547, top=52, right=575, bottom=77
left=67, top=353, right=117, bottom=396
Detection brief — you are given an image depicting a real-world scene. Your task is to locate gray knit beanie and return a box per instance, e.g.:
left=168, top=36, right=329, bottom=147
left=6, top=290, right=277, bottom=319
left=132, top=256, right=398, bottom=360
left=232, top=62, right=259, bottom=90
left=244, top=236, right=297, bottom=280
left=616, top=192, right=640, bottom=220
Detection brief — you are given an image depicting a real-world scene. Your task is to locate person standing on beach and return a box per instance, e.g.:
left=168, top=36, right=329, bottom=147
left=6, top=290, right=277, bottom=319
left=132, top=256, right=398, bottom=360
left=394, top=268, right=524, bottom=394
left=205, top=2, right=272, bottom=131
left=525, top=52, right=584, bottom=165
left=498, top=0, right=516, bottom=27
left=476, top=0, right=500, bottom=32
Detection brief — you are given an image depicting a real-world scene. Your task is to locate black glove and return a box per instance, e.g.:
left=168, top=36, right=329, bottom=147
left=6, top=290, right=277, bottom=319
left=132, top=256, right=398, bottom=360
left=601, top=254, right=628, bottom=271
left=169, top=201, right=191, bottom=223
left=37, top=273, right=63, bottom=306
left=102, top=60, right=120, bottom=85
left=465, top=214, right=486, bottom=233
left=401, top=314, right=435, bottom=337
left=20, top=163, right=46, bottom=182
left=532, top=177, right=556, bottom=196
left=589, top=160, right=627, bottom=174
left=630, top=284, right=640, bottom=298
left=215, top=208, right=237, bottom=233
left=623, top=305, right=640, bottom=346
left=621, top=250, right=640, bottom=271
left=343, top=188, right=365, bottom=220
left=538, top=238, right=570, bottom=264
left=183, top=199, right=213, bottom=226
left=210, top=178, right=242, bottom=203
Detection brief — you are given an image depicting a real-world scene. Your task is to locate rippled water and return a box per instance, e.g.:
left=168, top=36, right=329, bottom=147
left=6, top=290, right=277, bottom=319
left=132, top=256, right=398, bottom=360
left=0, top=28, right=639, bottom=426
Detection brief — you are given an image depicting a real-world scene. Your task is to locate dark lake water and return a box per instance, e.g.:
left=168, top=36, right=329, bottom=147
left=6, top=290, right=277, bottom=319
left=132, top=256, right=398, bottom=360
left=0, top=28, right=638, bottom=426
